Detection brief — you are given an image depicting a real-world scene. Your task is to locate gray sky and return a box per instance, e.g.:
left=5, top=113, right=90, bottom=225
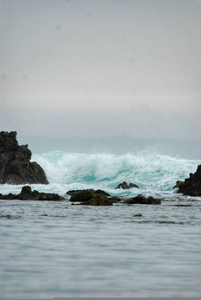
left=1, top=0, right=201, bottom=140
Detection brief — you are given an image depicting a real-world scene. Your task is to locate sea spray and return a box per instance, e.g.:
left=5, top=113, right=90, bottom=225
left=29, top=151, right=201, bottom=198
left=0, top=150, right=200, bottom=198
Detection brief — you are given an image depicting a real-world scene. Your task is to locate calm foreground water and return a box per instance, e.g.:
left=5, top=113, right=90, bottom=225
left=0, top=150, right=201, bottom=298
left=1, top=198, right=201, bottom=298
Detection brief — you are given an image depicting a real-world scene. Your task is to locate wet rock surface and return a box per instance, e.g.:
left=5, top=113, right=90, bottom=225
left=68, top=189, right=161, bottom=205
left=115, top=181, right=139, bottom=189
left=0, top=186, right=64, bottom=201
left=0, top=131, right=48, bottom=184
left=174, top=165, right=201, bottom=196
left=123, top=195, right=161, bottom=205
left=67, top=189, right=110, bottom=198
left=0, top=214, right=21, bottom=219
left=80, top=196, right=113, bottom=206
left=68, top=189, right=113, bottom=206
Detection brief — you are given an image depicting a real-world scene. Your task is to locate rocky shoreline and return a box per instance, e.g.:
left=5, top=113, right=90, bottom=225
left=67, top=188, right=162, bottom=205
left=0, top=173, right=201, bottom=204
left=0, top=186, right=161, bottom=205
left=0, top=131, right=201, bottom=205
left=0, top=186, right=64, bottom=201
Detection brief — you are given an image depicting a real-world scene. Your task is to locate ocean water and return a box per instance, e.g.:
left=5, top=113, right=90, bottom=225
left=1, top=148, right=201, bottom=298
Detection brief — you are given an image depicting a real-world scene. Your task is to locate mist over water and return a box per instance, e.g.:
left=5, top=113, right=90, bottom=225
left=32, top=150, right=200, bottom=199
left=18, top=135, right=201, bottom=159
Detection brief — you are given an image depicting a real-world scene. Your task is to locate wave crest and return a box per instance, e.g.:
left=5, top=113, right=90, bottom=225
left=32, top=151, right=200, bottom=193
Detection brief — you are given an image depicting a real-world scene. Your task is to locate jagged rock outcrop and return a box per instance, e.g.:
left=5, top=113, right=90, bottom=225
left=115, top=181, right=139, bottom=189
left=0, top=131, right=48, bottom=184
left=0, top=186, right=64, bottom=200
left=174, top=165, right=201, bottom=196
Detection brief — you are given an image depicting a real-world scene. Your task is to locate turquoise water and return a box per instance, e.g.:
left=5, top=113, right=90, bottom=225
left=32, top=151, right=201, bottom=198
left=0, top=150, right=201, bottom=298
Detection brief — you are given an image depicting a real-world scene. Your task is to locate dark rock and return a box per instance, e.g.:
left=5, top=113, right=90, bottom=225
left=115, top=181, right=139, bottom=189
left=69, top=189, right=113, bottom=205
left=156, top=221, right=180, bottom=224
left=0, top=215, right=13, bottom=219
left=6, top=193, right=17, bottom=200
left=29, top=162, right=48, bottom=184
left=0, top=186, right=64, bottom=201
left=18, top=186, right=32, bottom=200
left=0, top=192, right=17, bottom=200
left=80, top=196, right=113, bottom=206
left=0, top=214, right=21, bottom=219
left=68, top=188, right=160, bottom=206
left=173, top=181, right=184, bottom=189
left=0, top=131, right=48, bottom=184
left=69, top=189, right=110, bottom=202
left=109, top=196, right=122, bottom=203
left=95, top=189, right=111, bottom=197
left=19, top=186, right=64, bottom=200
left=70, top=190, right=96, bottom=202
left=124, top=195, right=161, bottom=205
left=67, top=189, right=110, bottom=197
left=67, top=190, right=81, bottom=196
left=174, top=165, right=201, bottom=196
left=174, top=204, right=192, bottom=207
left=0, top=131, right=18, bottom=153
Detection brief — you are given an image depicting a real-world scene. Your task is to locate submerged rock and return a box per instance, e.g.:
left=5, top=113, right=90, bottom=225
left=69, top=189, right=113, bottom=206
left=19, top=186, right=64, bottom=200
left=174, top=165, right=201, bottom=196
left=109, top=196, right=122, bottom=203
left=69, top=189, right=110, bottom=202
left=0, top=186, right=64, bottom=201
left=0, top=192, right=16, bottom=200
left=68, top=189, right=161, bottom=206
left=70, top=190, right=97, bottom=202
left=0, top=131, right=48, bottom=184
left=67, top=189, right=110, bottom=197
left=123, top=195, right=161, bottom=205
left=80, top=196, right=113, bottom=206
left=0, top=214, right=21, bottom=219
left=115, top=181, right=139, bottom=189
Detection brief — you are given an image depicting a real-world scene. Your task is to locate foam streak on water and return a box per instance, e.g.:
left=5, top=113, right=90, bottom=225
left=0, top=150, right=201, bottom=298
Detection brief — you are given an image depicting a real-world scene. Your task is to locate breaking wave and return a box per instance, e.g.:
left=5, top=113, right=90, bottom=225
left=31, top=151, right=201, bottom=197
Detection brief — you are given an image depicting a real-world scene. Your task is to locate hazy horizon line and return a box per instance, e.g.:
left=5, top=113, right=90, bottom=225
left=17, top=133, right=201, bottom=143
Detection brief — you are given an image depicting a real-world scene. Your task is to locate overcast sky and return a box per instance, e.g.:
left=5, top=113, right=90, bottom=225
left=1, top=0, right=201, bottom=140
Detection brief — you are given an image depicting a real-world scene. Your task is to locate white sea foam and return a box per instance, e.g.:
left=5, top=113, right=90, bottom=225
left=0, top=150, right=200, bottom=198
left=29, top=150, right=201, bottom=198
